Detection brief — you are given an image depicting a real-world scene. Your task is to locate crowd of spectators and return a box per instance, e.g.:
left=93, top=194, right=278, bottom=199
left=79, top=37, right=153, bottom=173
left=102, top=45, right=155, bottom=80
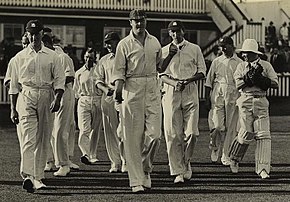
left=265, top=21, right=290, bottom=73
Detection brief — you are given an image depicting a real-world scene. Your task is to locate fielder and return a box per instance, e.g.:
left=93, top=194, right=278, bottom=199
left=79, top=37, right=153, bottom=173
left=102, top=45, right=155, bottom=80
left=42, top=34, right=79, bottom=176
left=74, top=49, right=102, bottom=165
left=95, top=32, right=126, bottom=173
left=228, top=39, right=278, bottom=179
left=160, top=20, right=206, bottom=184
left=205, top=37, right=242, bottom=165
left=112, top=9, right=162, bottom=193
left=8, top=20, right=65, bottom=192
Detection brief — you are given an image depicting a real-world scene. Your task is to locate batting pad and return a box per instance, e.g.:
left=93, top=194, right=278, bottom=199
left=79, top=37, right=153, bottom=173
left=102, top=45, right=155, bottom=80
left=229, top=136, right=249, bottom=162
left=255, top=139, right=271, bottom=174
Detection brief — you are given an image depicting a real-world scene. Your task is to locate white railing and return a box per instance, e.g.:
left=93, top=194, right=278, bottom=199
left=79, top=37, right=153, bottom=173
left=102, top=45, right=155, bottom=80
left=1, top=74, right=289, bottom=104
left=0, top=0, right=207, bottom=13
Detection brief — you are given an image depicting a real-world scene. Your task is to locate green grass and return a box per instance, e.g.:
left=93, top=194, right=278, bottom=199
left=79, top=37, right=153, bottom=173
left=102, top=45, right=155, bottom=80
left=1, top=113, right=290, bottom=201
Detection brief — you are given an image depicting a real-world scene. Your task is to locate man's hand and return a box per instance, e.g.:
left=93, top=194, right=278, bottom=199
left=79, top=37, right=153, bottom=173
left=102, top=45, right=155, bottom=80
left=50, top=98, right=61, bottom=112
left=10, top=108, right=19, bottom=124
left=169, top=43, right=178, bottom=57
left=174, top=81, right=185, bottom=92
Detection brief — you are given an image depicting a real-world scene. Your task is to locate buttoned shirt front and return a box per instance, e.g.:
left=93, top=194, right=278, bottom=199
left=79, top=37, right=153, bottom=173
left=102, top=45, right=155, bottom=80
left=234, top=58, right=278, bottom=93
left=74, top=65, right=102, bottom=99
left=9, top=44, right=65, bottom=94
left=161, top=40, right=206, bottom=80
left=205, top=54, right=243, bottom=88
left=96, top=53, right=115, bottom=89
left=112, top=30, right=162, bottom=82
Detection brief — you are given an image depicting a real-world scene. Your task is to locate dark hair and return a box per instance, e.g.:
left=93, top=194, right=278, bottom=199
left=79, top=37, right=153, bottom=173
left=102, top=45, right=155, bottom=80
left=42, top=34, right=53, bottom=46
left=86, top=48, right=96, bottom=57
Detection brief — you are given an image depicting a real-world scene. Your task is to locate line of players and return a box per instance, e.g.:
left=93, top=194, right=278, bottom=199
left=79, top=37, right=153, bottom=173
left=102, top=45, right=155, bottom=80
left=5, top=8, right=278, bottom=193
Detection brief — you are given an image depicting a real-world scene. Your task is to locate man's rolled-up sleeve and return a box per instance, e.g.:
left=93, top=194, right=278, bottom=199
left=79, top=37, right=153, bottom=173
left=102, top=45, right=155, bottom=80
left=111, top=42, right=127, bottom=84
left=52, top=55, right=65, bottom=91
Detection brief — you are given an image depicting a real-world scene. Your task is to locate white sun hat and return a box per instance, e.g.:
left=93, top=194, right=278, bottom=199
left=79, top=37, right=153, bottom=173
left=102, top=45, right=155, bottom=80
left=237, top=38, right=262, bottom=55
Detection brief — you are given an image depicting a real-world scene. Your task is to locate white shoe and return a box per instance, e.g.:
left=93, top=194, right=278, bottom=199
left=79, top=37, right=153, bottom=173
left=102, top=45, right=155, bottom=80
left=89, top=158, right=99, bottom=164
left=259, top=170, right=270, bottom=179
left=121, top=164, right=127, bottom=173
left=174, top=174, right=184, bottom=184
left=69, top=161, right=80, bottom=170
left=54, top=166, right=70, bottom=177
left=211, top=150, right=219, bottom=163
left=34, top=179, right=47, bottom=190
left=44, top=161, right=55, bottom=172
left=22, top=176, right=35, bottom=193
left=109, top=167, right=119, bottom=173
left=184, top=163, right=192, bottom=180
left=230, top=160, right=239, bottom=173
left=132, top=185, right=144, bottom=193
left=143, top=173, right=151, bottom=189
left=221, top=154, right=231, bottom=166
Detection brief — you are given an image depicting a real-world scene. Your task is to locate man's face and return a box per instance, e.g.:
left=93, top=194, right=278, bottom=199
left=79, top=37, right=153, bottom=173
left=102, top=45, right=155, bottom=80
left=105, top=40, right=118, bottom=54
left=84, top=52, right=95, bottom=68
left=130, top=18, right=147, bottom=35
left=241, top=52, right=258, bottom=62
left=21, top=36, right=29, bottom=48
left=169, top=29, right=184, bottom=43
left=27, top=31, right=43, bottom=47
left=219, top=43, right=234, bottom=57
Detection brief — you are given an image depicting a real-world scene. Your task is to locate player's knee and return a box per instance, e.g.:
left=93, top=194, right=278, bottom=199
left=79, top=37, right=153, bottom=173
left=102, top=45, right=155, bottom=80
left=237, top=129, right=255, bottom=144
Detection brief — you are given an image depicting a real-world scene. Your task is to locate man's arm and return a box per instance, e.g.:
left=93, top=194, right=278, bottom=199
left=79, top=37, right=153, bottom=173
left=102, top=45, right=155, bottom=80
left=96, top=82, right=114, bottom=96
left=50, top=89, right=64, bottom=112
left=183, top=72, right=205, bottom=85
left=10, top=94, right=19, bottom=124
left=160, top=75, right=185, bottom=92
left=114, top=79, right=124, bottom=103
left=158, top=44, right=178, bottom=73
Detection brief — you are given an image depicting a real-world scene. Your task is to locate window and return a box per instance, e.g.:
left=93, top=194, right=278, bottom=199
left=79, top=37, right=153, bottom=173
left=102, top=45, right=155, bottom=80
left=2, top=24, right=24, bottom=46
left=46, top=25, right=86, bottom=48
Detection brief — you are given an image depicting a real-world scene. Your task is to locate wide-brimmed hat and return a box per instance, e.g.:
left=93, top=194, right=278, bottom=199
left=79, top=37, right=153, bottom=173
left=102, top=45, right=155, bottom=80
left=237, top=39, right=262, bottom=55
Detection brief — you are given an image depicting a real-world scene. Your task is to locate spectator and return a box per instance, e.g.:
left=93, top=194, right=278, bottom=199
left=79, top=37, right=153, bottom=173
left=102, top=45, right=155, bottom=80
left=279, top=22, right=288, bottom=48
left=266, top=21, right=277, bottom=50
left=270, top=47, right=286, bottom=73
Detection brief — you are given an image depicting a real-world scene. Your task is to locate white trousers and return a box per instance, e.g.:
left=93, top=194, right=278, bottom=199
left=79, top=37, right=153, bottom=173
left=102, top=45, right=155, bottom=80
left=17, top=87, right=54, bottom=180
left=211, top=84, right=239, bottom=156
left=101, top=95, right=125, bottom=168
left=77, top=96, right=102, bottom=159
left=52, top=85, right=75, bottom=166
left=162, top=82, right=199, bottom=175
left=120, top=77, right=161, bottom=187
left=236, top=94, right=271, bottom=174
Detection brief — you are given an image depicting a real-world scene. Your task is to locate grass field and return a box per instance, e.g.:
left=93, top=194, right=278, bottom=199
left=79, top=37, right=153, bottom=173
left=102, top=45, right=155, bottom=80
left=0, top=97, right=290, bottom=202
